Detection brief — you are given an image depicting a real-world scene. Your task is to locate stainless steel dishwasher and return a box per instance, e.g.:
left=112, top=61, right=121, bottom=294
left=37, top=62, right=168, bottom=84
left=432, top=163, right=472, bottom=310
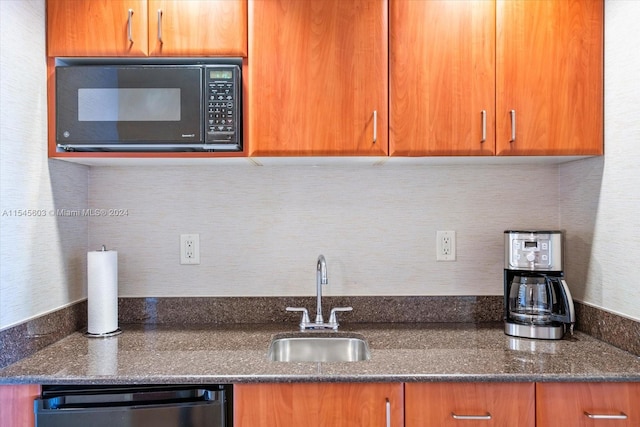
left=35, top=384, right=231, bottom=427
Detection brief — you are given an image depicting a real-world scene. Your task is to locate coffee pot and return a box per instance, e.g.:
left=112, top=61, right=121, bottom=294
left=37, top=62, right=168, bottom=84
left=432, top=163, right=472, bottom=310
left=508, top=275, right=574, bottom=325
left=504, top=231, right=575, bottom=339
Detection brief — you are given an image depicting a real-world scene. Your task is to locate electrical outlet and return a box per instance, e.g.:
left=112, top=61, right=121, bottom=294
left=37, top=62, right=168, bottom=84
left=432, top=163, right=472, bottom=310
left=436, top=230, right=456, bottom=261
left=180, top=234, right=200, bottom=265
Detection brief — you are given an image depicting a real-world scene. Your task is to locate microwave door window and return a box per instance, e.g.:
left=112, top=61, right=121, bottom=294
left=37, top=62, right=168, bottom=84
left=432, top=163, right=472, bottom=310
left=78, top=88, right=181, bottom=122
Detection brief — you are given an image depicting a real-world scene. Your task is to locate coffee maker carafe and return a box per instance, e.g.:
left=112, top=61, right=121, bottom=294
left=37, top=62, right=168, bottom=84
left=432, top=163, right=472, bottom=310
left=504, top=230, right=575, bottom=339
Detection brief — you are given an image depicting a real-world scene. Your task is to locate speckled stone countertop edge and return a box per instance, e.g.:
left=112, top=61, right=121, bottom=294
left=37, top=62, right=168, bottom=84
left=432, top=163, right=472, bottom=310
left=1, top=323, right=638, bottom=385
left=2, top=373, right=639, bottom=386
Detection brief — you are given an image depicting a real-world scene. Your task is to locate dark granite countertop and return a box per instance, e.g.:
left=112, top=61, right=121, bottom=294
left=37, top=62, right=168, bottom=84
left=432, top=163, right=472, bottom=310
left=1, top=323, right=638, bottom=385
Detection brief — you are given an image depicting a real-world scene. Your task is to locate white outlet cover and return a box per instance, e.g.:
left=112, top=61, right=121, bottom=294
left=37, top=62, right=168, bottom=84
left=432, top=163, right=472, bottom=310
left=436, top=230, right=456, bottom=261
left=180, top=234, right=200, bottom=265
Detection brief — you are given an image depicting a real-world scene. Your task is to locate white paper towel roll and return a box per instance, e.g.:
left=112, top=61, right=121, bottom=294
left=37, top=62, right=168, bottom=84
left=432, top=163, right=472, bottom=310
left=87, top=249, right=118, bottom=335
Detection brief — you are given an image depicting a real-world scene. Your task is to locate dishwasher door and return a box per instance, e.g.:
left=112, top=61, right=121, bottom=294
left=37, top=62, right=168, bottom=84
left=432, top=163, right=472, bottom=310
left=35, top=385, right=229, bottom=427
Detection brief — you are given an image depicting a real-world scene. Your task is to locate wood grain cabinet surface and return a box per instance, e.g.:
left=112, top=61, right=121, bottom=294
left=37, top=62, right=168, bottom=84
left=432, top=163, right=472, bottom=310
left=0, top=384, right=40, bottom=427
left=390, top=0, right=603, bottom=157
left=248, top=0, right=388, bottom=156
left=390, top=0, right=496, bottom=156
left=496, top=0, right=603, bottom=155
left=47, top=0, right=247, bottom=57
left=405, top=382, right=535, bottom=427
left=536, top=382, right=640, bottom=427
left=234, top=382, right=403, bottom=427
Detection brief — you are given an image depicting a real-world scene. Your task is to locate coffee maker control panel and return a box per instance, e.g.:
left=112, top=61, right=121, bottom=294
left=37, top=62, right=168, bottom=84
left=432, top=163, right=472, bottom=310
left=505, top=231, right=563, bottom=271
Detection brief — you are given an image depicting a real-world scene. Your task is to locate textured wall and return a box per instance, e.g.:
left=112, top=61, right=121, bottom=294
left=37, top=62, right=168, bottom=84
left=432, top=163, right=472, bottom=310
left=559, top=0, right=640, bottom=321
left=0, top=0, right=89, bottom=329
left=89, top=163, right=559, bottom=298
left=2, top=0, right=637, bottom=329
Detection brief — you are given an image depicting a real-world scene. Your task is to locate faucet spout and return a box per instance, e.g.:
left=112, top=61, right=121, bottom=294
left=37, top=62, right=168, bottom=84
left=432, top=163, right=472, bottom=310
left=316, top=255, right=327, bottom=323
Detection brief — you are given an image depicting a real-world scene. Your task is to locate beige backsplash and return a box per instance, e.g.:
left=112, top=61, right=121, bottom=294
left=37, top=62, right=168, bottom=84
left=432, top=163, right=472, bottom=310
left=88, top=163, right=560, bottom=298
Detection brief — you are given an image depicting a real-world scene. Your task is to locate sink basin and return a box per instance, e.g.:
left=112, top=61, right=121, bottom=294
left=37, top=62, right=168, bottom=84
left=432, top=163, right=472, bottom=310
left=268, top=334, right=370, bottom=362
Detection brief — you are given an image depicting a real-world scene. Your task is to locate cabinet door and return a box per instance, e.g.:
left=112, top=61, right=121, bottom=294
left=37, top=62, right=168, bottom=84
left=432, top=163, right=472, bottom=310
left=496, top=0, right=603, bottom=155
left=390, top=0, right=495, bottom=156
left=47, top=0, right=149, bottom=56
left=0, top=384, right=40, bottom=427
left=148, top=0, right=247, bottom=56
left=405, top=382, right=534, bottom=427
left=537, top=382, right=640, bottom=427
left=248, top=0, right=388, bottom=156
left=234, top=383, right=403, bottom=427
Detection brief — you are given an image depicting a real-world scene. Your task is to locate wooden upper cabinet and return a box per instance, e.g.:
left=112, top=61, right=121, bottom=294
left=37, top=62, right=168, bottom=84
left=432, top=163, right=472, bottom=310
left=148, top=0, right=247, bottom=56
left=47, top=0, right=247, bottom=57
left=496, top=0, right=603, bottom=155
left=536, top=383, right=640, bottom=427
left=248, top=0, right=388, bottom=156
left=47, top=0, right=149, bottom=56
left=390, top=0, right=496, bottom=156
left=234, top=383, right=403, bottom=427
left=405, top=382, right=535, bottom=427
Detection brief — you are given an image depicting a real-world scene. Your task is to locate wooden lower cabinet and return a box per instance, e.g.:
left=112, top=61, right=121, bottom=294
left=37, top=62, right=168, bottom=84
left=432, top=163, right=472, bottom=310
left=405, top=382, right=535, bottom=427
left=0, top=384, right=40, bottom=427
left=234, top=382, right=403, bottom=427
left=536, top=383, right=640, bottom=427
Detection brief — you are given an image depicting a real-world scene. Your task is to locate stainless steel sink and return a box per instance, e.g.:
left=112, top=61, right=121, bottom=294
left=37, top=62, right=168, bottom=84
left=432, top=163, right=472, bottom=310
left=268, top=334, right=370, bottom=362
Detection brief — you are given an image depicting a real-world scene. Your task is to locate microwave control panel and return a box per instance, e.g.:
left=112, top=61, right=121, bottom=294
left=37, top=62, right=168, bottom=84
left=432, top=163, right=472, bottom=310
left=204, top=65, right=241, bottom=150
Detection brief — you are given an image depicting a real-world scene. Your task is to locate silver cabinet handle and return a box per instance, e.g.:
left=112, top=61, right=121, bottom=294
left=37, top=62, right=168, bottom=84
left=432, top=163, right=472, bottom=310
left=157, top=9, right=163, bottom=44
left=584, top=411, right=628, bottom=420
left=127, top=9, right=134, bottom=43
left=372, top=110, right=378, bottom=143
left=385, top=398, right=391, bottom=427
left=451, top=412, right=492, bottom=420
left=510, top=109, right=516, bottom=142
left=481, top=110, right=487, bottom=142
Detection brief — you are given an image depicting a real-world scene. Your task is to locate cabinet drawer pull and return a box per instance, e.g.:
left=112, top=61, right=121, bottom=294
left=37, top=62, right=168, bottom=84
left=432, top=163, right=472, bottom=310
left=584, top=411, right=628, bottom=420
left=385, top=398, right=391, bottom=427
left=127, top=9, right=134, bottom=43
left=373, top=110, right=378, bottom=143
left=510, top=109, right=516, bottom=142
left=157, top=9, right=163, bottom=44
left=451, top=412, right=492, bottom=420
left=481, top=110, right=487, bottom=142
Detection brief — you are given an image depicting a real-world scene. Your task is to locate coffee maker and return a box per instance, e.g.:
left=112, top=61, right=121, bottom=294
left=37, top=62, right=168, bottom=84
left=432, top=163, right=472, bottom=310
left=504, top=230, right=575, bottom=340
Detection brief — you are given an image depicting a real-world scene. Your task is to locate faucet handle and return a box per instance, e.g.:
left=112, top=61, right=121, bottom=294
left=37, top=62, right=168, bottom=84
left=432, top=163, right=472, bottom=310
left=286, top=307, right=311, bottom=329
left=328, top=306, right=353, bottom=328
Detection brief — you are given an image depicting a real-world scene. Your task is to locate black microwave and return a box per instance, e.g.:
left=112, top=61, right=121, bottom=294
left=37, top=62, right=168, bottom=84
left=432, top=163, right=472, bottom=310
left=55, top=59, right=242, bottom=152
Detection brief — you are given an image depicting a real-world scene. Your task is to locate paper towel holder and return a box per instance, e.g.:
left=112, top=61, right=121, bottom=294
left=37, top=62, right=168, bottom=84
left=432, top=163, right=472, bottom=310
left=85, top=244, right=122, bottom=339
left=85, top=328, right=122, bottom=338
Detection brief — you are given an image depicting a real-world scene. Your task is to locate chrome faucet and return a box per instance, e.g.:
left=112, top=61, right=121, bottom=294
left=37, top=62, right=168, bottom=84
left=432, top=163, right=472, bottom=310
left=316, top=254, right=328, bottom=323
left=286, top=255, right=352, bottom=331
